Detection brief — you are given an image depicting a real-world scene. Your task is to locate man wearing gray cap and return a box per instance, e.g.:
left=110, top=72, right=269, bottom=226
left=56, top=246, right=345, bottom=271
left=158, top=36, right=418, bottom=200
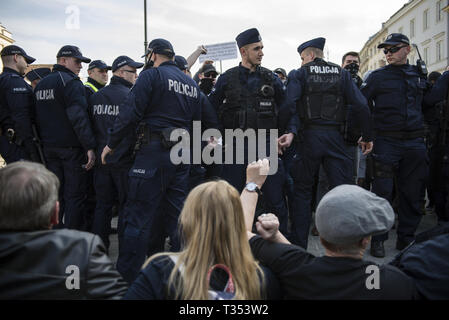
left=244, top=180, right=416, bottom=299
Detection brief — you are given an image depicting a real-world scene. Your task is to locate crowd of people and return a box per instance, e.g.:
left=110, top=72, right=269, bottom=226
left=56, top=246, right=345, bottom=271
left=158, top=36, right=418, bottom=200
left=0, top=26, right=449, bottom=300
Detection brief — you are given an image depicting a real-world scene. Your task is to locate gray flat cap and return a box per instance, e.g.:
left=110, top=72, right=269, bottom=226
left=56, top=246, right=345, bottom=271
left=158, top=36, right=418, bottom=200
left=316, top=185, right=394, bottom=245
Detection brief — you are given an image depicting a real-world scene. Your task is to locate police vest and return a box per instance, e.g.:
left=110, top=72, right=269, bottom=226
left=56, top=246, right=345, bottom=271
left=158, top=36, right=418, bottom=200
left=298, top=59, right=345, bottom=124
left=218, top=66, right=277, bottom=130
left=84, top=81, right=99, bottom=93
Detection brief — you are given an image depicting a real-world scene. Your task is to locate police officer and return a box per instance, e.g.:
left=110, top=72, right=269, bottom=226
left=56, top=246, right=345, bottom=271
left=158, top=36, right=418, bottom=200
left=101, top=39, right=202, bottom=283
left=279, top=37, right=373, bottom=249
left=84, top=60, right=111, bottom=99
left=89, top=55, right=143, bottom=251
left=208, top=28, right=294, bottom=235
left=175, top=55, right=221, bottom=190
left=361, top=33, right=429, bottom=257
left=25, top=67, right=51, bottom=90
left=34, top=45, right=96, bottom=230
left=423, top=70, right=449, bottom=224
left=0, top=45, right=40, bottom=164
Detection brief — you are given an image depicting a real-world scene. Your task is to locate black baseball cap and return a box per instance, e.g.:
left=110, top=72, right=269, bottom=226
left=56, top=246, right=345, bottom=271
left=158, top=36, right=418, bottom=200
left=112, top=56, right=144, bottom=72
left=143, top=38, right=175, bottom=58
left=174, top=55, right=188, bottom=71
left=1, top=45, right=36, bottom=64
left=56, top=45, right=91, bottom=63
left=88, top=60, right=112, bottom=71
left=25, top=67, right=51, bottom=82
left=201, top=64, right=219, bottom=75
left=378, top=33, right=410, bottom=48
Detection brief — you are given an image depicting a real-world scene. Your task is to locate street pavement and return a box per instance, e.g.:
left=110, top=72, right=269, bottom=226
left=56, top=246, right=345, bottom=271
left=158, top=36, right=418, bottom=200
left=108, top=208, right=439, bottom=266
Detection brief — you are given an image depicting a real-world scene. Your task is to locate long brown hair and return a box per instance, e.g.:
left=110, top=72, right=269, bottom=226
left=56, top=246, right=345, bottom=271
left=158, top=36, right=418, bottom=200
left=144, top=180, right=264, bottom=299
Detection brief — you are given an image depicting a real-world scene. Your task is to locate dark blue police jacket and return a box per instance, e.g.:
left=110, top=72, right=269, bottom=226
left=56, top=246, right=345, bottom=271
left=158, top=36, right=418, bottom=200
left=34, top=64, right=96, bottom=150
left=0, top=67, right=34, bottom=142
left=287, top=59, right=371, bottom=141
left=424, top=70, right=449, bottom=107
left=107, top=61, right=201, bottom=158
left=89, top=75, right=134, bottom=164
left=362, top=63, right=428, bottom=133
left=208, top=63, right=297, bottom=135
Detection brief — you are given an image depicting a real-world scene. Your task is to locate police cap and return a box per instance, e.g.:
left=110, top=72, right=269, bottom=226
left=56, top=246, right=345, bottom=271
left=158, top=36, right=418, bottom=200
left=25, top=67, right=51, bottom=82
left=88, top=60, right=112, bottom=71
left=1, top=45, right=36, bottom=64
left=146, top=38, right=175, bottom=58
left=57, top=45, right=91, bottom=63
left=174, top=55, right=188, bottom=71
left=112, top=56, right=144, bottom=72
left=378, top=33, right=410, bottom=48
left=315, top=185, right=394, bottom=245
left=297, top=37, right=326, bottom=55
left=236, top=28, right=262, bottom=49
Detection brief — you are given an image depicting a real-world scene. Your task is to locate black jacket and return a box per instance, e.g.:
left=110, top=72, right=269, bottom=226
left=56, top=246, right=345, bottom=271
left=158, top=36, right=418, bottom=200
left=0, top=229, right=128, bottom=299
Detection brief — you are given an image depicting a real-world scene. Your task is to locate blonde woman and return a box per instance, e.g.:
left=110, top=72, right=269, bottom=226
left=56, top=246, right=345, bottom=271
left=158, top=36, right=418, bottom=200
left=124, top=160, right=281, bottom=299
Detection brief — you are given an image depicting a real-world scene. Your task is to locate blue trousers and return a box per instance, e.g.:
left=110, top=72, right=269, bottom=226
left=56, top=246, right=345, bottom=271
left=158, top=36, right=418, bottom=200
left=92, top=163, right=130, bottom=250
left=431, top=145, right=449, bottom=223
left=116, top=143, right=189, bottom=283
left=43, top=146, right=88, bottom=229
left=371, top=137, right=428, bottom=244
left=290, top=129, right=354, bottom=249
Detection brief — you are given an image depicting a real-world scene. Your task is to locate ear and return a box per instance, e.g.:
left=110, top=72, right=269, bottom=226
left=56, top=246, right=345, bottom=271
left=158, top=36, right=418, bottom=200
left=239, top=47, right=246, bottom=58
left=360, top=236, right=371, bottom=249
left=49, top=201, right=60, bottom=228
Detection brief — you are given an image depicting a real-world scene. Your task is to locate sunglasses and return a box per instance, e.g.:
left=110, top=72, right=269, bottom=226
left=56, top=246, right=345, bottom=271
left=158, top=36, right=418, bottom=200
left=204, top=72, right=217, bottom=79
left=383, top=45, right=407, bottom=55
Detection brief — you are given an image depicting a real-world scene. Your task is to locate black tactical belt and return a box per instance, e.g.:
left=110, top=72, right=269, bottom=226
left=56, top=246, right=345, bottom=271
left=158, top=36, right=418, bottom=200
left=376, top=130, right=426, bottom=140
left=304, top=124, right=342, bottom=131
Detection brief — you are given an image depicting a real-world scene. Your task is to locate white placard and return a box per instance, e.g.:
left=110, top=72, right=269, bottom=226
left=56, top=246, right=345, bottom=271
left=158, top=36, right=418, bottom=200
left=199, top=42, right=238, bottom=63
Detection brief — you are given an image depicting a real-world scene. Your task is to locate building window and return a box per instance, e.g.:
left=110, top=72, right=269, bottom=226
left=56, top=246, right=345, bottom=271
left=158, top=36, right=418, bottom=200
left=424, top=47, right=429, bottom=65
left=410, top=19, right=415, bottom=38
left=437, top=41, right=443, bottom=61
left=436, top=0, right=443, bottom=22
left=423, top=9, right=429, bottom=30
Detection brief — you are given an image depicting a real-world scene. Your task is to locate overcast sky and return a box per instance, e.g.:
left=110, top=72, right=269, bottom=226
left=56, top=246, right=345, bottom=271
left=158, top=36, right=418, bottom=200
left=2, top=0, right=409, bottom=80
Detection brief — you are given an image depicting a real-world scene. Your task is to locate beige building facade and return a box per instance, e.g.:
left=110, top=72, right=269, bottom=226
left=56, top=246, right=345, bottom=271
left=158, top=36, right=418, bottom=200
left=360, top=0, right=449, bottom=76
left=0, top=23, right=14, bottom=71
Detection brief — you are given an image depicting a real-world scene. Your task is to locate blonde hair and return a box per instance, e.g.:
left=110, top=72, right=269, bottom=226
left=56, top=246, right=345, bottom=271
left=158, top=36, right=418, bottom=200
left=144, top=180, right=264, bottom=300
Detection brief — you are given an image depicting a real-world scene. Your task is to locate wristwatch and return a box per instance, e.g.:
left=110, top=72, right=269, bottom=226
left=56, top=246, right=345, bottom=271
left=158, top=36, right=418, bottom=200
left=245, top=182, right=262, bottom=196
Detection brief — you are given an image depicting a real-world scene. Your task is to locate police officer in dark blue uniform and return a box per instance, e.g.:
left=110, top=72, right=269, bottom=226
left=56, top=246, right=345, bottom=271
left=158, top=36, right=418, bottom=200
left=34, top=45, right=96, bottom=229
left=361, top=33, right=429, bottom=257
left=208, top=28, right=294, bottom=235
left=89, top=55, right=143, bottom=251
left=0, top=45, right=40, bottom=164
left=175, top=55, right=221, bottom=190
left=280, top=37, right=373, bottom=249
left=25, top=67, right=51, bottom=90
left=101, top=39, right=202, bottom=283
left=423, top=70, right=449, bottom=224
left=84, top=60, right=111, bottom=100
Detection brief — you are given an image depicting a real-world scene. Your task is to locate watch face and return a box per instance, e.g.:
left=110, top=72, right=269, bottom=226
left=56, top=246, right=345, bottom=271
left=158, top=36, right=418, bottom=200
left=246, top=182, right=257, bottom=191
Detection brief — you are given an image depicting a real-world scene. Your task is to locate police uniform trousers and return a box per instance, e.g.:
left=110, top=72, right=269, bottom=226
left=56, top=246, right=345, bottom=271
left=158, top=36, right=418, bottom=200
left=0, top=136, right=30, bottom=164
left=219, top=136, right=289, bottom=235
left=371, top=136, right=428, bottom=244
left=427, top=144, right=449, bottom=223
left=43, top=146, right=88, bottom=229
left=290, top=129, right=354, bottom=249
left=92, top=162, right=130, bottom=251
left=116, top=141, right=189, bottom=283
